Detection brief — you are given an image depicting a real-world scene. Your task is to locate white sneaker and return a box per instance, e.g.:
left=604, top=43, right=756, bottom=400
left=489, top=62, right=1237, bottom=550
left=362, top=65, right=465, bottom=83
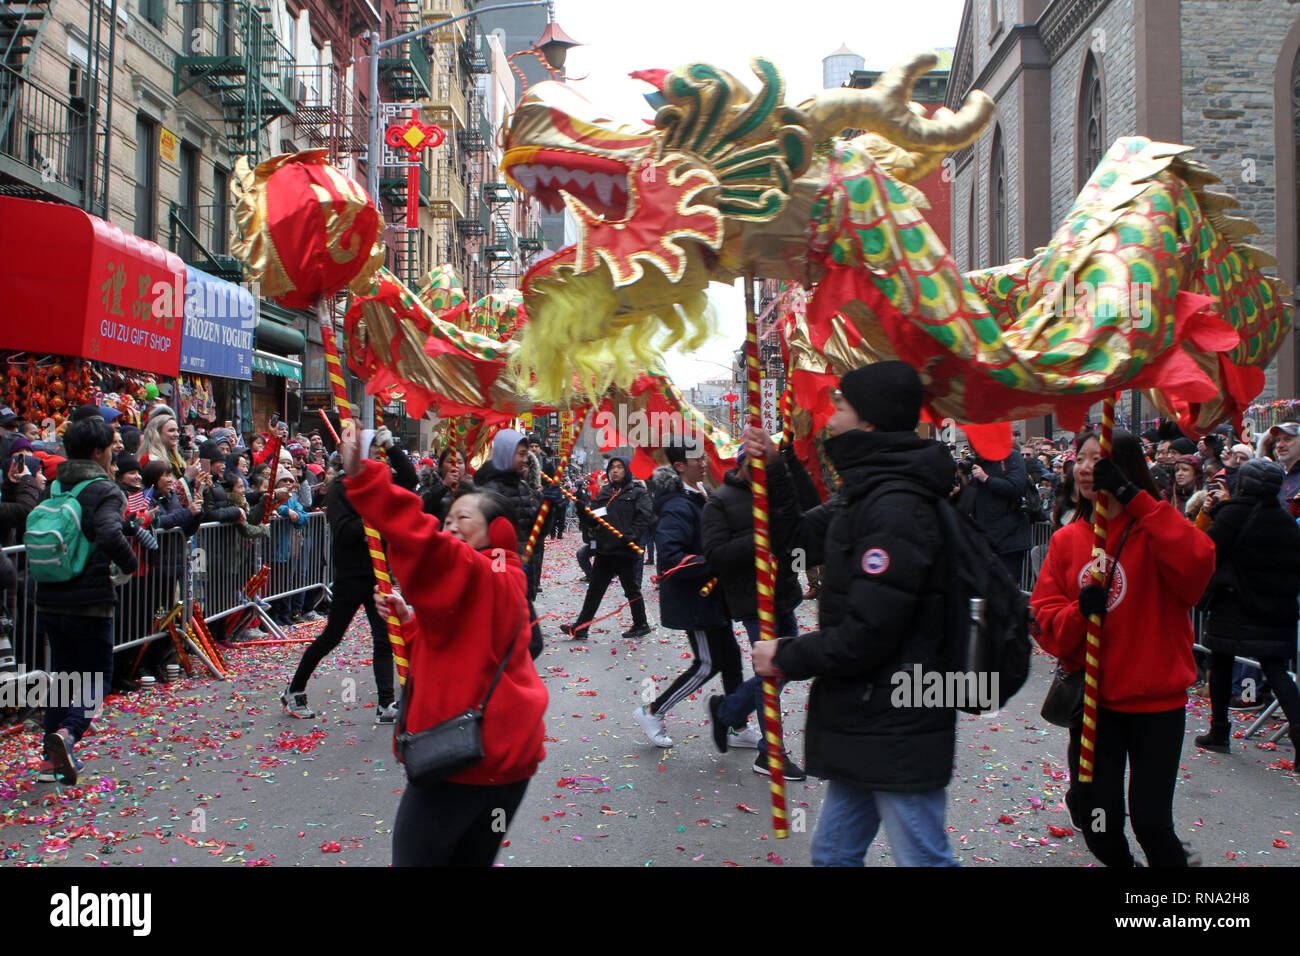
left=633, top=705, right=673, bottom=748
left=728, top=724, right=762, bottom=749
left=280, top=688, right=316, bottom=719
left=377, top=701, right=399, bottom=724
left=305, top=610, right=326, bottom=622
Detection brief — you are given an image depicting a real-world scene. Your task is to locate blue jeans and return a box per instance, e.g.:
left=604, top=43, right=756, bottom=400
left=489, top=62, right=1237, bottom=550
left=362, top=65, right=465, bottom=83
left=715, top=612, right=797, bottom=754
left=577, top=543, right=594, bottom=578
left=811, top=780, right=958, bottom=867
left=41, top=612, right=114, bottom=744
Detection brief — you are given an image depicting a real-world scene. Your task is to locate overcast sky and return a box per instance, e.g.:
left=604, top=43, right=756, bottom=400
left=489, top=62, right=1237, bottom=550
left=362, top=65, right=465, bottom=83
left=552, top=0, right=969, bottom=389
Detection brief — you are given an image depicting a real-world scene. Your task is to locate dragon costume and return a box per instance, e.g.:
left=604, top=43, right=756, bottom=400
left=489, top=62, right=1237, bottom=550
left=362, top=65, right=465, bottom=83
left=502, top=53, right=1291, bottom=440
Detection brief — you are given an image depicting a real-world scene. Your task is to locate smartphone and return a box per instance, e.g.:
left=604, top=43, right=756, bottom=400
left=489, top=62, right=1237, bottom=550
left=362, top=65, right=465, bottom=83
left=198, top=459, right=211, bottom=475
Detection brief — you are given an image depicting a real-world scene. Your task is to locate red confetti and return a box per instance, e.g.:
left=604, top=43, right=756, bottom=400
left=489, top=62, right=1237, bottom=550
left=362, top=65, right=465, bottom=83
left=1047, top=825, right=1074, bottom=837
left=1274, top=839, right=1289, bottom=848
left=736, top=803, right=758, bottom=814
left=998, top=814, right=1015, bottom=825
left=320, top=841, right=342, bottom=853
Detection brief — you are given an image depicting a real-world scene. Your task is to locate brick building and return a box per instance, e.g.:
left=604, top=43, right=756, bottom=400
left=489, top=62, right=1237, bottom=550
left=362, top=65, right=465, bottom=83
left=946, top=0, right=1300, bottom=431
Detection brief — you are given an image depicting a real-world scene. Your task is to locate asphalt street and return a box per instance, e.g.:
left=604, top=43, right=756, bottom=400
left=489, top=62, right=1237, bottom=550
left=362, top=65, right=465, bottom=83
left=3, top=531, right=1299, bottom=868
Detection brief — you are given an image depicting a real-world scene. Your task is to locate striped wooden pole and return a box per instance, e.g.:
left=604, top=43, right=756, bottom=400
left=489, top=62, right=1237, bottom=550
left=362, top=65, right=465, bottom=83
left=1078, top=393, right=1118, bottom=783
left=315, top=300, right=409, bottom=686
left=746, top=277, right=788, bottom=839
left=540, top=471, right=644, bottom=556
left=523, top=406, right=587, bottom=563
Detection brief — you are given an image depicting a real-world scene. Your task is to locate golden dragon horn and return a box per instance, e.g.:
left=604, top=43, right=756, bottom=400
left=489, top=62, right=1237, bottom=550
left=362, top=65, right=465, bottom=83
left=800, top=52, right=995, bottom=152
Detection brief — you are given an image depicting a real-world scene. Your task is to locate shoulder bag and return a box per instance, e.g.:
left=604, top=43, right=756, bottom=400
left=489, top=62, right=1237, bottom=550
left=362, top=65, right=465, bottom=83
left=395, top=607, right=525, bottom=785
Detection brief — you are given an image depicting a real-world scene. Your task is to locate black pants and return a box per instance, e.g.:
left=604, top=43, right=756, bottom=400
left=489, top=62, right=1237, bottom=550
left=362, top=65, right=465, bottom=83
left=650, top=626, right=743, bottom=715
left=1066, top=707, right=1189, bottom=867
left=551, top=501, right=567, bottom=538
left=998, top=550, right=1025, bottom=586
left=577, top=543, right=594, bottom=578
left=574, top=553, right=646, bottom=629
left=42, top=612, right=114, bottom=743
left=392, top=777, right=529, bottom=866
left=1208, top=651, right=1300, bottom=737
left=289, top=577, right=395, bottom=706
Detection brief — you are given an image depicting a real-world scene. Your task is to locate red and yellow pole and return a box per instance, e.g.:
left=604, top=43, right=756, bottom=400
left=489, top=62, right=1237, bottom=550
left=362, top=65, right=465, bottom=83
left=1078, top=393, right=1118, bottom=783
left=524, top=406, right=587, bottom=563
left=316, top=300, right=409, bottom=686
left=745, top=277, right=788, bottom=838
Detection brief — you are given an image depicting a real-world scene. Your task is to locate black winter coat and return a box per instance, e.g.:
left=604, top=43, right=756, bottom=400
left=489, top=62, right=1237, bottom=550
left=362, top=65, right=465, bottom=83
left=471, top=462, right=542, bottom=555
left=774, top=429, right=957, bottom=792
left=968, top=450, right=1031, bottom=554
left=584, top=475, right=653, bottom=556
left=701, top=463, right=803, bottom=622
left=648, top=468, right=728, bottom=629
left=1202, top=461, right=1300, bottom=659
left=150, top=485, right=201, bottom=579
left=0, top=473, right=40, bottom=547
left=325, top=477, right=375, bottom=585
left=35, top=459, right=137, bottom=614
left=202, top=478, right=244, bottom=524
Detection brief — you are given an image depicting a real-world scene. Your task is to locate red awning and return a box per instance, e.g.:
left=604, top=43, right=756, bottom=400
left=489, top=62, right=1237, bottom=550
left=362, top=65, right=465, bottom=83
left=0, top=195, right=186, bottom=377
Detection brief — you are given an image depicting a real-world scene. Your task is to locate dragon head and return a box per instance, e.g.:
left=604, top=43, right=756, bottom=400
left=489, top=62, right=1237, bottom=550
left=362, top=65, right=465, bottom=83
left=503, top=54, right=993, bottom=404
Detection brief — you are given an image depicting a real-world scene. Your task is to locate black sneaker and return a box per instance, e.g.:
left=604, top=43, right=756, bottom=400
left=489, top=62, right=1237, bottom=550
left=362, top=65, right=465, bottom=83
left=753, top=751, right=805, bottom=781
left=560, top=622, right=581, bottom=640
left=708, top=695, right=729, bottom=753
left=622, top=623, right=652, bottom=640
left=1194, top=732, right=1230, bottom=754
left=1229, top=694, right=1271, bottom=711
left=44, top=729, right=78, bottom=785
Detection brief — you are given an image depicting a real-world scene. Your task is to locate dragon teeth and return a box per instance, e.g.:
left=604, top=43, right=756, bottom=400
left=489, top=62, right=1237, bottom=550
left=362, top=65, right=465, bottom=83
left=593, top=172, right=615, bottom=205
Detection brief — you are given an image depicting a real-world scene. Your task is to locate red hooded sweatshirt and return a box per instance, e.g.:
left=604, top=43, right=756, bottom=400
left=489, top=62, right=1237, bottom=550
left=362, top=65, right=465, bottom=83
left=345, top=459, right=547, bottom=786
left=1030, top=490, right=1216, bottom=713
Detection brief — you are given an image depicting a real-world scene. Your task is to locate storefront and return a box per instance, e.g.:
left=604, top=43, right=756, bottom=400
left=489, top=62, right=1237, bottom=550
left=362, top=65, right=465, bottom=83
left=0, top=195, right=187, bottom=431
left=179, top=265, right=254, bottom=433
left=251, top=300, right=307, bottom=435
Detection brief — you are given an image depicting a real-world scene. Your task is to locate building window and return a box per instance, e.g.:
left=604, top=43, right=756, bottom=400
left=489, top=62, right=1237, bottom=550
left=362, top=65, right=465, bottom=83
left=967, top=189, right=977, bottom=271
left=134, top=115, right=158, bottom=241
left=178, top=142, right=200, bottom=260
left=213, top=166, right=230, bottom=255
left=1078, top=53, right=1105, bottom=188
left=989, top=127, right=1007, bottom=265
left=138, top=0, right=165, bottom=30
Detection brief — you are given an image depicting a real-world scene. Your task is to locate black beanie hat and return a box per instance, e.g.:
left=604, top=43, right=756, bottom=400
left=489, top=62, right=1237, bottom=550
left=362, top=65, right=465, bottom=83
left=837, top=361, right=923, bottom=432
left=115, top=454, right=141, bottom=476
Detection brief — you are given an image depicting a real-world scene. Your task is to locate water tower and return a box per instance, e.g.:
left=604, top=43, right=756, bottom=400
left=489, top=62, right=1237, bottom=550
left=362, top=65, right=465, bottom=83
left=823, top=43, right=865, bottom=89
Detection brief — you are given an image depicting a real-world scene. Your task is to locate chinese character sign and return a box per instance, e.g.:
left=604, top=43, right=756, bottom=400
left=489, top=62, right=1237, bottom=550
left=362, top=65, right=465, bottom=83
left=761, top=380, right=778, bottom=434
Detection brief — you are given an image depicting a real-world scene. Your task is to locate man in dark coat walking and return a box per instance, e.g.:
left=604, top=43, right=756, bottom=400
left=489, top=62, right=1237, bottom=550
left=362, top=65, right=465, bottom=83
left=966, top=448, right=1032, bottom=583
left=752, top=361, right=960, bottom=866
left=562, top=456, right=654, bottom=640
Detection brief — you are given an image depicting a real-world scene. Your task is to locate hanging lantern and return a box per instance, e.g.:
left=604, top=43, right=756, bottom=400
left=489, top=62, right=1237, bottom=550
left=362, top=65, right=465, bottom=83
left=231, top=149, right=385, bottom=309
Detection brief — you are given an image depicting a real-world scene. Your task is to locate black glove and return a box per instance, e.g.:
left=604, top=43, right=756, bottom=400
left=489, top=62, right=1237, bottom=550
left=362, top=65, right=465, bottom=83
left=1091, top=458, right=1138, bottom=505
left=1078, top=583, right=1108, bottom=619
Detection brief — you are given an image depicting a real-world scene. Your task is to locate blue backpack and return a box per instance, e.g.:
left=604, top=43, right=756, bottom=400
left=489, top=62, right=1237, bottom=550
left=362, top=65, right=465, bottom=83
left=24, top=477, right=108, bottom=583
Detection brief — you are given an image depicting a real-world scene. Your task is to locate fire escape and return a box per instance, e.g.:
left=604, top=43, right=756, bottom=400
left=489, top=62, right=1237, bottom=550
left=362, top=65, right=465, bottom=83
left=0, top=0, right=92, bottom=206
left=174, top=0, right=296, bottom=164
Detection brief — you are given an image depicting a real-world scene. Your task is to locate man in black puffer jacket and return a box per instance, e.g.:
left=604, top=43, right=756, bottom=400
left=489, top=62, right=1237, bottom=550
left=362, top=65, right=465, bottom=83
left=1195, top=457, right=1300, bottom=756
left=562, top=455, right=654, bottom=640
left=752, top=361, right=959, bottom=867
left=34, top=413, right=137, bottom=785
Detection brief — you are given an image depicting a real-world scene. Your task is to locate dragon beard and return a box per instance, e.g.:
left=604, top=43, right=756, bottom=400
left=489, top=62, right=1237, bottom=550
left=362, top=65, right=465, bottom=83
left=513, top=246, right=717, bottom=406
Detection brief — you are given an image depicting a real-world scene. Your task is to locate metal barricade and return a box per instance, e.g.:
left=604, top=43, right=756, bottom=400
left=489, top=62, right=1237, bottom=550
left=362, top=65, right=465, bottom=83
left=1021, top=521, right=1053, bottom=592
left=2, top=514, right=334, bottom=679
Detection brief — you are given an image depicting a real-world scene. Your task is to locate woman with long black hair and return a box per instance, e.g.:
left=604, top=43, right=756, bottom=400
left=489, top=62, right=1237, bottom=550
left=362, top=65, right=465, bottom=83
left=1031, top=429, right=1215, bottom=867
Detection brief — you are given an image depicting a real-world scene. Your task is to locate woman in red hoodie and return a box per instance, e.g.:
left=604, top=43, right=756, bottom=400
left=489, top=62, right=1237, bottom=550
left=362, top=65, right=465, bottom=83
left=1031, top=429, right=1215, bottom=867
left=339, top=422, right=547, bottom=866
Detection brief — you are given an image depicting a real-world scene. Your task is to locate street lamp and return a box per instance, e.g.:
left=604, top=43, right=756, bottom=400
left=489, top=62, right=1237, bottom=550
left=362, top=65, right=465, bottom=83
left=362, top=0, right=554, bottom=427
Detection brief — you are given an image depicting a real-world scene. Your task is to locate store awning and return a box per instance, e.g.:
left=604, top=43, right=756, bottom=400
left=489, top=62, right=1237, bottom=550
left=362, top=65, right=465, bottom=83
left=255, top=317, right=306, bottom=357
left=252, top=350, right=302, bottom=381
left=0, top=195, right=186, bottom=376
left=181, top=266, right=254, bottom=381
